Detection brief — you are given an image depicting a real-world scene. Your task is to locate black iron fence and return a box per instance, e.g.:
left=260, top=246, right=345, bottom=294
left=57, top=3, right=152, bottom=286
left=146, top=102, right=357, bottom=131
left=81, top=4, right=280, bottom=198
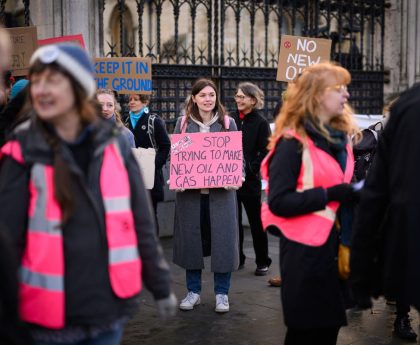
left=0, top=0, right=386, bottom=131
left=104, top=0, right=386, bottom=129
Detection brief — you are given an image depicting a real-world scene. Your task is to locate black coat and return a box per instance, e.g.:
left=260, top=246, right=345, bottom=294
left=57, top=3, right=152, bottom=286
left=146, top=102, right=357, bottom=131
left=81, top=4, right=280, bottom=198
left=351, top=83, right=420, bottom=310
left=0, top=120, right=171, bottom=330
left=0, top=88, right=28, bottom=147
left=268, top=129, right=347, bottom=329
left=232, top=109, right=271, bottom=196
left=125, top=113, right=170, bottom=201
left=0, top=231, right=32, bottom=344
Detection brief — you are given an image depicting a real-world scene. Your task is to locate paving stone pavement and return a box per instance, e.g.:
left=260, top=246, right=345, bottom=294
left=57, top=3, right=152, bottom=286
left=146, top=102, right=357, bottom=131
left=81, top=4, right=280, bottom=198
left=122, top=231, right=420, bottom=345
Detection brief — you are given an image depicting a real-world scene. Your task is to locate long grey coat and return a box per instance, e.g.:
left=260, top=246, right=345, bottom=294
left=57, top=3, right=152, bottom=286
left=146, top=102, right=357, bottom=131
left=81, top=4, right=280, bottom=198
left=172, top=116, right=240, bottom=273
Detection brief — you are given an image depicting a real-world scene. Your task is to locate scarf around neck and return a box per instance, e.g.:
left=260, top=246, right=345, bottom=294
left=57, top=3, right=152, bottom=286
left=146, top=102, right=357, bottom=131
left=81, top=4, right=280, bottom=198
left=305, top=119, right=348, bottom=172
left=129, top=106, right=148, bottom=128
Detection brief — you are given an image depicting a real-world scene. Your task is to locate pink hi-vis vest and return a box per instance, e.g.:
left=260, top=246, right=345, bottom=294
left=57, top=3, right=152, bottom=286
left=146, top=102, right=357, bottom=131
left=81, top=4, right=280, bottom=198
left=0, top=140, right=142, bottom=329
left=260, top=130, right=354, bottom=247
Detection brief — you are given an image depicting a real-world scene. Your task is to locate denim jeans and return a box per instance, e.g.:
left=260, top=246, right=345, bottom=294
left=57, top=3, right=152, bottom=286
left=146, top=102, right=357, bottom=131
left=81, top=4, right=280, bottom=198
left=34, top=327, right=124, bottom=345
left=186, top=269, right=231, bottom=295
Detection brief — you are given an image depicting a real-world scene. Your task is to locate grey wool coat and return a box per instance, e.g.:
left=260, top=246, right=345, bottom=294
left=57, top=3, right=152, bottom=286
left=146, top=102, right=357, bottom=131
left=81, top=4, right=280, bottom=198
left=172, top=116, right=240, bottom=273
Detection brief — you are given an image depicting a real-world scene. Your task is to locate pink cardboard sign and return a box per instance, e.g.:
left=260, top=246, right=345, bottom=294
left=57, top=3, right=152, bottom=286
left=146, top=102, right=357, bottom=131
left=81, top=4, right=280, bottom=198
left=170, top=131, right=243, bottom=190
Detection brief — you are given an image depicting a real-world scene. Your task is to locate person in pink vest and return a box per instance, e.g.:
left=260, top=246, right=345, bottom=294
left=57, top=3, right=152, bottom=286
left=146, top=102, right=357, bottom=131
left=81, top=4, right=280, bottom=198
left=260, top=61, right=360, bottom=345
left=0, top=43, right=176, bottom=345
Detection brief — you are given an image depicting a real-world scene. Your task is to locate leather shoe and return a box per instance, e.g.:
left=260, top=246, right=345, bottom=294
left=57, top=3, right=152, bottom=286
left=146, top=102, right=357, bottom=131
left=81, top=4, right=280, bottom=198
left=268, top=276, right=282, bottom=287
left=394, top=315, right=417, bottom=341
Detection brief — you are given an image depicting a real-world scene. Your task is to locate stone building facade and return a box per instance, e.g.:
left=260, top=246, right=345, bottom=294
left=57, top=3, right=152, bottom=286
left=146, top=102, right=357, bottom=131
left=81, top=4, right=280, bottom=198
left=2, top=0, right=416, bottom=109
left=384, top=0, right=420, bottom=96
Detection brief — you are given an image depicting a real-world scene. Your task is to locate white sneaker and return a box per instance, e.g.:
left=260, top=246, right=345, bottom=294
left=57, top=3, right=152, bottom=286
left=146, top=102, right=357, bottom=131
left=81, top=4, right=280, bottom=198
left=179, top=291, right=200, bottom=310
left=215, top=294, right=229, bottom=313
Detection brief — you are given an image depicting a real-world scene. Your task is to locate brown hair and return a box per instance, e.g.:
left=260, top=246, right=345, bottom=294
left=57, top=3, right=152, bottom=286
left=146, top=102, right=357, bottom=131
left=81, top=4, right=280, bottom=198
left=96, top=88, right=124, bottom=125
left=268, top=61, right=360, bottom=150
left=184, top=78, right=226, bottom=129
left=29, top=61, right=98, bottom=223
left=129, top=94, right=150, bottom=105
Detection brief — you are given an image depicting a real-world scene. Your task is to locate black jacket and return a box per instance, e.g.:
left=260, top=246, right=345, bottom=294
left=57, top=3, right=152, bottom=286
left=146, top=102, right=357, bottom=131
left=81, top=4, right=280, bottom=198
left=0, top=119, right=171, bottom=330
left=125, top=113, right=170, bottom=201
left=0, top=88, right=28, bottom=147
left=267, top=127, right=347, bottom=329
left=351, top=83, right=420, bottom=310
left=232, top=109, right=271, bottom=196
left=0, top=231, right=32, bottom=344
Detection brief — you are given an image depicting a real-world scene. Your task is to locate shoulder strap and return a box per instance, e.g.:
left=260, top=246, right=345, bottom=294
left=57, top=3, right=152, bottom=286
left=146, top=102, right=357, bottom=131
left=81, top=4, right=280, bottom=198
left=181, top=115, right=230, bottom=133
left=224, top=116, right=230, bottom=130
left=148, top=114, right=157, bottom=150
left=367, top=128, right=379, bottom=142
left=180, top=115, right=188, bottom=134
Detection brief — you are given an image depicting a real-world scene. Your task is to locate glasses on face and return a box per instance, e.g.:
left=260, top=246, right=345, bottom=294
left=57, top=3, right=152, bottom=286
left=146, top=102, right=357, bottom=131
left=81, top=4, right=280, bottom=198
left=234, top=94, right=249, bottom=101
left=327, top=84, right=348, bottom=93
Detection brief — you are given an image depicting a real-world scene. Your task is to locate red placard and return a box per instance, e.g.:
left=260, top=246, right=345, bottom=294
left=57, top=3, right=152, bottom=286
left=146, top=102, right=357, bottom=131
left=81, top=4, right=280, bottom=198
left=38, top=34, right=85, bottom=48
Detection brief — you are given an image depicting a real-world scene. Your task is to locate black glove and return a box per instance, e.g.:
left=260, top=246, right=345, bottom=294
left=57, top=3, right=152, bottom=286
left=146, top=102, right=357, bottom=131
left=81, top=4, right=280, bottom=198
left=326, top=183, right=355, bottom=204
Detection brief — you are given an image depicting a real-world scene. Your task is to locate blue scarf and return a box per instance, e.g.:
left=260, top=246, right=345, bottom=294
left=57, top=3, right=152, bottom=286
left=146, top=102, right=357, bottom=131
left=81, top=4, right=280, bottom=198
left=129, top=107, right=148, bottom=128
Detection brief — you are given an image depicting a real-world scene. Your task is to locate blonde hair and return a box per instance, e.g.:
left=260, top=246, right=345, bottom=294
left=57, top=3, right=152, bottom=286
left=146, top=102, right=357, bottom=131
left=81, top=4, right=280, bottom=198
left=268, top=61, right=360, bottom=150
left=96, top=88, right=124, bottom=125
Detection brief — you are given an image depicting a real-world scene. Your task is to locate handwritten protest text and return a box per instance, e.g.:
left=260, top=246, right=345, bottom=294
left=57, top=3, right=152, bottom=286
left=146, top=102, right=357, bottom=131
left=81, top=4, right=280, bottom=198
left=169, top=132, right=243, bottom=189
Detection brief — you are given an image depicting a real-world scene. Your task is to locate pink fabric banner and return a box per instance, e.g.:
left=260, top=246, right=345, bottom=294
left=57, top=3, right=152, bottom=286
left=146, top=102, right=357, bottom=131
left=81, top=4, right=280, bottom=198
left=169, top=131, right=243, bottom=190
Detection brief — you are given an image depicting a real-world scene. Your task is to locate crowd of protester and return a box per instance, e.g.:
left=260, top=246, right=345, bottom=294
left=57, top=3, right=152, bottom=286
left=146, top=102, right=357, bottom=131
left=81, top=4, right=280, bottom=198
left=0, top=26, right=418, bottom=345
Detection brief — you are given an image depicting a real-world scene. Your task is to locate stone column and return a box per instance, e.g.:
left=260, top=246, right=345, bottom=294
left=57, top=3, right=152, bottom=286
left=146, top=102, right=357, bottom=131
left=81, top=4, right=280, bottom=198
left=384, top=0, right=401, bottom=96
left=406, top=0, right=417, bottom=87
left=61, top=0, right=101, bottom=56
left=29, top=0, right=102, bottom=57
left=399, top=0, right=408, bottom=91
left=29, top=0, right=59, bottom=40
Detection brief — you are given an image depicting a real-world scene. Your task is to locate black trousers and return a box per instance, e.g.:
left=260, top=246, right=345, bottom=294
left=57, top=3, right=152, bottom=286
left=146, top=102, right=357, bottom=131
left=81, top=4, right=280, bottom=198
left=396, top=299, right=410, bottom=318
left=237, top=194, right=271, bottom=267
left=284, top=327, right=340, bottom=345
left=151, top=194, right=160, bottom=236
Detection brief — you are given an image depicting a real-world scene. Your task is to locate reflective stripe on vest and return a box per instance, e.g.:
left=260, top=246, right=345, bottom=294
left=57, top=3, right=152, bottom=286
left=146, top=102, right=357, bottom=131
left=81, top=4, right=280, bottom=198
left=100, top=142, right=142, bottom=299
left=20, top=267, right=63, bottom=292
left=2, top=139, right=142, bottom=329
left=260, top=131, right=354, bottom=246
left=20, top=163, right=65, bottom=328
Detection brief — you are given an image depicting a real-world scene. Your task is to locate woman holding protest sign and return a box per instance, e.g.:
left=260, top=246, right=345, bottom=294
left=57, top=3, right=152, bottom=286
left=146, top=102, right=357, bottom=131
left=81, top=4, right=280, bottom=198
left=260, top=62, right=360, bottom=344
left=0, top=43, right=176, bottom=345
left=232, top=82, right=272, bottom=275
left=172, top=78, right=239, bottom=313
left=96, top=88, right=135, bottom=148
left=125, top=94, right=170, bottom=235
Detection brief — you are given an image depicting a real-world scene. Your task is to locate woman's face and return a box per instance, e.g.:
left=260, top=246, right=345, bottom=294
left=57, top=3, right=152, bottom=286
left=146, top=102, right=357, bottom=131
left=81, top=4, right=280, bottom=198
left=30, top=68, right=77, bottom=123
left=235, top=88, right=256, bottom=114
left=192, top=85, right=216, bottom=114
left=128, top=94, right=147, bottom=113
left=317, top=79, right=349, bottom=123
left=97, top=93, right=115, bottom=119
